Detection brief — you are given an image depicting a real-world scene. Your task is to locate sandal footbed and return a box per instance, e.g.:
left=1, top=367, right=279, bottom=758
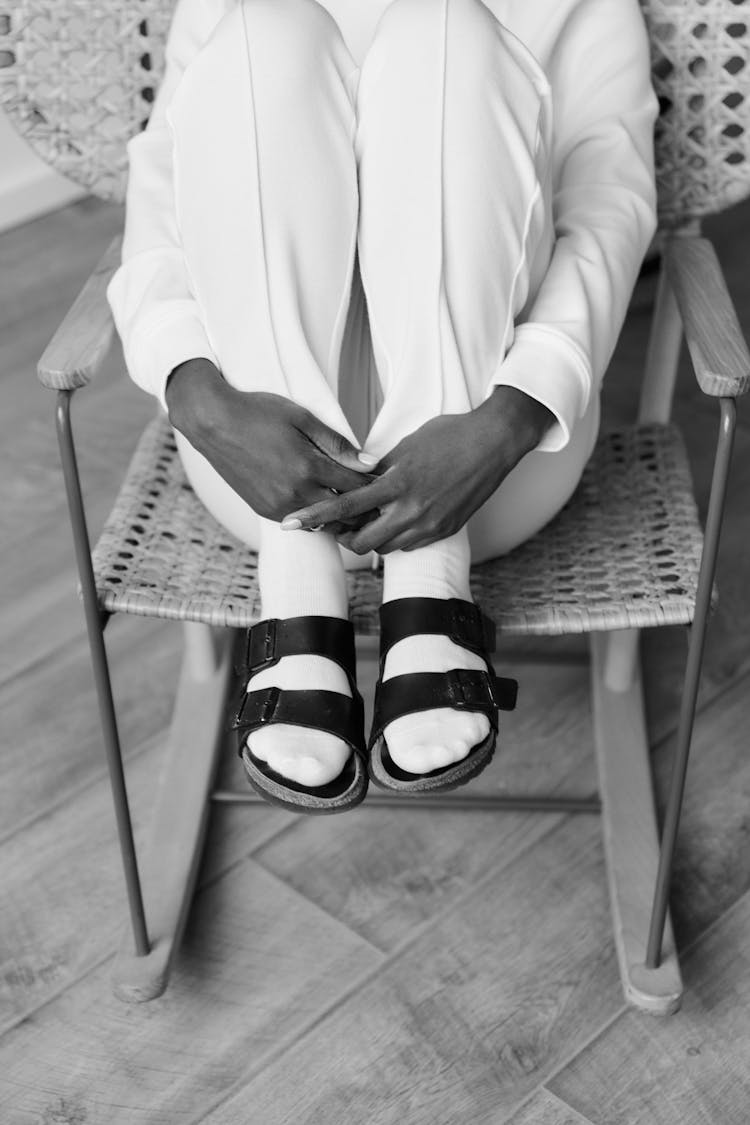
left=241, top=744, right=368, bottom=813
left=368, top=728, right=497, bottom=793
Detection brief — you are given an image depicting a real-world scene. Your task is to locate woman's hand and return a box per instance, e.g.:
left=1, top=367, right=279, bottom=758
left=165, top=358, right=376, bottom=523
left=281, top=386, right=556, bottom=553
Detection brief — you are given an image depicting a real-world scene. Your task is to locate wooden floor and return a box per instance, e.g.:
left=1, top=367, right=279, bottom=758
left=2, top=195, right=750, bottom=1124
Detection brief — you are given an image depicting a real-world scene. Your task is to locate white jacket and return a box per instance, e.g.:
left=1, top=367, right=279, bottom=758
left=107, top=0, right=658, bottom=452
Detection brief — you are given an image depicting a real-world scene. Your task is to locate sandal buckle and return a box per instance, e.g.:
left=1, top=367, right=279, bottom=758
left=259, top=685, right=281, bottom=723
left=449, top=667, right=486, bottom=708
left=246, top=619, right=278, bottom=673
left=448, top=668, right=517, bottom=712
left=230, top=688, right=248, bottom=730
left=230, top=684, right=281, bottom=732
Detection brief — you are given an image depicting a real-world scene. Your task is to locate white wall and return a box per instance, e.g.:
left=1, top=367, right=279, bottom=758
left=0, top=107, right=85, bottom=233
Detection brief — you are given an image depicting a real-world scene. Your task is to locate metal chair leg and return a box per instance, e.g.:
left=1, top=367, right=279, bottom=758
left=645, top=397, right=737, bottom=968
left=55, top=390, right=149, bottom=957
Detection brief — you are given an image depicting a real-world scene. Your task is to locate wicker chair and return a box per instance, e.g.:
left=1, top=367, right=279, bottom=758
left=1, top=0, right=748, bottom=1013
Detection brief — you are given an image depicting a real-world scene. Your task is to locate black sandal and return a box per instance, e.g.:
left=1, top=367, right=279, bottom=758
left=368, top=598, right=518, bottom=793
left=230, top=616, right=369, bottom=814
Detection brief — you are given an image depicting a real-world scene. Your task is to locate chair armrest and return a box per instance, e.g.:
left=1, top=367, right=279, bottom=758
left=663, top=235, right=750, bottom=398
left=37, top=232, right=122, bottom=391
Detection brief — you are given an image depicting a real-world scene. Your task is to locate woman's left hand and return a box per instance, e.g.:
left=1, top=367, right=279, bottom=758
left=281, top=386, right=556, bottom=554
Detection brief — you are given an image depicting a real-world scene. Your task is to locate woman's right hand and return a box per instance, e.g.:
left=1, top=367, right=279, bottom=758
left=164, top=358, right=376, bottom=523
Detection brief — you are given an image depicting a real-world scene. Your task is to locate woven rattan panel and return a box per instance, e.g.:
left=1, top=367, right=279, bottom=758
left=89, top=415, right=705, bottom=637
left=642, top=0, right=750, bottom=224
left=0, top=1, right=173, bottom=202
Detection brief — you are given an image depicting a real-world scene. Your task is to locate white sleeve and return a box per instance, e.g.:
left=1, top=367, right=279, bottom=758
left=106, top=0, right=223, bottom=412
left=490, top=0, right=659, bottom=452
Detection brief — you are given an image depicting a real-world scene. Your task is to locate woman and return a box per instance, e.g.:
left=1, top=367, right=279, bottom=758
left=107, top=0, right=658, bottom=813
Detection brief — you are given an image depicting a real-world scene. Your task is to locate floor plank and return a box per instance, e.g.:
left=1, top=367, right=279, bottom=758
left=0, top=199, right=122, bottom=335
left=0, top=863, right=383, bottom=1125
left=648, top=673, right=750, bottom=949
left=548, top=891, right=750, bottom=1125
left=507, top=1089, right=596, bottom=1125
left=0, top=359, right=153, bottom=617
left=0, top=733, right=288, bottom=1034
left=0, top=616, right=181, bottom=837
left=255, top=658, right=596, bottom=952
left=200, top=817, right=624, bottom=1125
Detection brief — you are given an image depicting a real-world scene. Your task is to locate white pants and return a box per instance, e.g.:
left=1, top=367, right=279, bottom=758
left=167, top=0, right=600, bottom=570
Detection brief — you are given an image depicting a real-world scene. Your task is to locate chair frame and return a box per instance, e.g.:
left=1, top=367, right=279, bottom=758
left=43, top=216, right=747, bottom=1012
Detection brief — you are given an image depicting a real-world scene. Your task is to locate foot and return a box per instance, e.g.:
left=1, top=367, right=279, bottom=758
left=245, top=655, right=352, bottom=786
left=246, top=520, right=352, bottom=787
left=380, top=530, right=490, bottom=775
left=380, top=639, right=491, bottom=774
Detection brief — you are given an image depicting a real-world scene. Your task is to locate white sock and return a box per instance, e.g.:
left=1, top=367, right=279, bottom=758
left=380, top=527, right=490, bottom=773
left=245, top=517, right=352, bottom=786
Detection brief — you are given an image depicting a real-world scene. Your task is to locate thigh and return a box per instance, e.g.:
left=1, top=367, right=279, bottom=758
left=467, top=392, right=601, bottom=563
left=167, top=0, right=360, bottom=419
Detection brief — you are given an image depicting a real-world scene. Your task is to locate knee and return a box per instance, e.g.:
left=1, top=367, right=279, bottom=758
left=372, top=0, right=498, bottom=48
left=241, top=0, right=337, bottom=39
left=240, top=0, right=352, bottom=86
left=362, top=0, right=510, bottom=91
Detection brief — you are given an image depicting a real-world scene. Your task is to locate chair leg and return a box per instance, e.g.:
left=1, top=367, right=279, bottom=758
left=56, top=391, right=149, bottom=958
left=111, top=622, right=236, bottom=1002
left=645, top=397, right=737, bottom=969
left=591, top=630, right=683, bottom=1015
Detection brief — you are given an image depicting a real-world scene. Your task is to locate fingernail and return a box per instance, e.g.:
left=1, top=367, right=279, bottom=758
left=280, top=517, right=302, bottom=530
left=358, top=452, right=378, bottom=466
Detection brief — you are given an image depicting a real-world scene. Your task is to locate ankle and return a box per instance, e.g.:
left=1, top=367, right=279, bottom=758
left=382, top=529, right=471, bottom=604
left=258, top=518, right=348, bottom=620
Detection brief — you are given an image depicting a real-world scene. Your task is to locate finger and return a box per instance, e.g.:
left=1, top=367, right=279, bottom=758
left=326, top=512, right=374, bottom=538
left=299, top=414, right=379, bottom=474
left=293, top=482, right=356, bottom=515
left=335, top=528, right=384, bottom=555
left=311, top=455, right=380, bottom=496
left=282, top=474, right=397, bottom=529
left=373, top=529, right=435, bottom=554
left=341, top=506, right=413, bottom=556
left=332, top=529, right=359, bottom=552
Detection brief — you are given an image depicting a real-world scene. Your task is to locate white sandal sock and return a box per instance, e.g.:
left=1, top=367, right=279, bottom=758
left=246, top=518, right=352, bottom=786
left=380, top=527, right=490, bottom=773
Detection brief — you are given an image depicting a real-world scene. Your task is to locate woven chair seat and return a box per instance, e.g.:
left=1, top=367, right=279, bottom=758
left=89, top=414, right=705, bottom=637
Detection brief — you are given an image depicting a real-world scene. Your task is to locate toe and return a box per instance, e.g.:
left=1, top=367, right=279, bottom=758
left=245, top=732, right=266, bottom=762
left=249, top=727, right=349, bottom=785
left=279, top=742, right=350, bottom=786
left=287, top=754, right=340, bottom=787
left=470, top=713, right=491, bottom=741
left=419, top=744, right=444, bottom=772
left=449, top=737, right=470, bottom=763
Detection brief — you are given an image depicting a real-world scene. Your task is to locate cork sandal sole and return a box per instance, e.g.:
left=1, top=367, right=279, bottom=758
left=241, top=741, right=368, bottom=814
left=368, top=727, right=497, bottom=794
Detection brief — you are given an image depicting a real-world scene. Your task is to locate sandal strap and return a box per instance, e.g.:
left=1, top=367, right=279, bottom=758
left=378, top=598, right=497, bottom=671
left=237, top=616, right=357, bottom=689
left=368, top=667, right=518, bottom=750
left=231, top=686, right=366, bottom=757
